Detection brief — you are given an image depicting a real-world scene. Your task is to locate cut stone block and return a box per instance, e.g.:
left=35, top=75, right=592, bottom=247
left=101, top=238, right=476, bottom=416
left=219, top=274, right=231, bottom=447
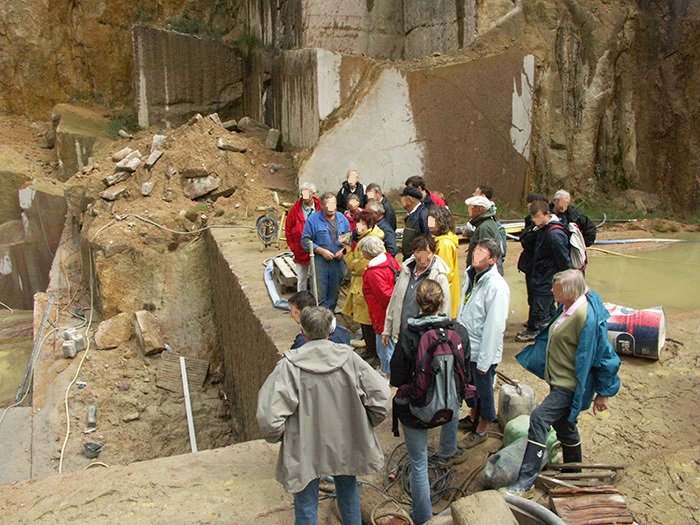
left=141, top=181, right=155, bottom=196
left=151, top=134, right=166, bottom=152
left=208, top=113, right=222, bottom=125
left=95, top=312, right=134, bottom=350
left=217, top=137, right=247, bottom=153
left=265, top=128, right=282, bottom=150
left=221, top=119, right=237, bottom=131
left=115, top=157, right=141, bottom=173
left=183, top=175, right=221, bottom=200
left=111, top=147, right=133, bottom=162
left=181, top=166, right=209, bottom=178
left=133, top=310, right=165, bottom=356
left=99, top=183, right=129, bottom=201
left=144, top=149, right=163, bottom=170
left=103, top=171, right=132, bottom=187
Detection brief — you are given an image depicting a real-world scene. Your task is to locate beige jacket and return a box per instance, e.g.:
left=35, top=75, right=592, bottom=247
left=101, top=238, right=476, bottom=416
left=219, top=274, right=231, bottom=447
left=256, top=339, right=391, bottom=493
left=382, top=254, right=451, bottom=341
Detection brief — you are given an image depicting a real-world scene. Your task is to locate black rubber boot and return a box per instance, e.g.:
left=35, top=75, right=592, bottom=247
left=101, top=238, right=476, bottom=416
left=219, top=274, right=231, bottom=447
left=504, top=442, right=546, bottom=494
left=561, top=443, right=582, bottom=473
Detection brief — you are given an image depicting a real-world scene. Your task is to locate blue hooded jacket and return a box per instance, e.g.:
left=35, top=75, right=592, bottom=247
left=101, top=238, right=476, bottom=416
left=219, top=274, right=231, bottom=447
left=515, top=290, right=621, bottom=423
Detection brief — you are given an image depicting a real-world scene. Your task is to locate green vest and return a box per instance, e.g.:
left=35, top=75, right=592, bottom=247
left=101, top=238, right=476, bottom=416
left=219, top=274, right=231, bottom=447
left=545, top=302, right=588, bottom=391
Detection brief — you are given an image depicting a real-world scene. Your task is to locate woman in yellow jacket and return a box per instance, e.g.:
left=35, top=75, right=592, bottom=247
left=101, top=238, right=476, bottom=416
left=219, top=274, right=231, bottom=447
left=428, top=206, right=460, bottom=318
left=342, top=210, right=385, bottom=362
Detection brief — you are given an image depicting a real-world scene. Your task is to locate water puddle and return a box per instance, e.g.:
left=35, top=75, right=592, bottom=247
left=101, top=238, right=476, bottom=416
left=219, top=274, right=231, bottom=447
left=0, top=310, right=33, bottom=408
left=505, top=235, right=700, bottom=321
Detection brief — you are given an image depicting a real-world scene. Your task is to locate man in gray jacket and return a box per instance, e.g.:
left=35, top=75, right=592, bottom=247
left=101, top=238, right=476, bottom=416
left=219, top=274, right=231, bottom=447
left=257, top=306, right=391, bottom=525
left=456, top=239, right=510, bottom=448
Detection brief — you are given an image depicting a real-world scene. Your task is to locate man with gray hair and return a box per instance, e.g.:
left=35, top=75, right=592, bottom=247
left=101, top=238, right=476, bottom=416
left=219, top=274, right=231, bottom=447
left=301, top=192, right=351, bottom=310
left=257, top=306, right=391, bottom=524
left=456, top=239, right=510, bottom=447
left=551, top=189, right=596, bottom=246
left=506, top=270, right=620, bottom=494
left=365, top=183, right=397, bottom=230
left=285, top=182, right=320, bottom=291
left=366, top=200, right=398, bottom=256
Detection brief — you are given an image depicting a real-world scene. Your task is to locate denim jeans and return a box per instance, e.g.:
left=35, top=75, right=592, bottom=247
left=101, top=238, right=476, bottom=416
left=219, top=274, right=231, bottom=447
left=293, top=475, right=361, bottom=525
left=528, top=386, right=580, bottom=447
left=312, top=257, right=342, bottom=310
left=402, top=413, right=459, bottom=525
left=470, top=362, right=497, bottom=422
left=376, top=333, right=394, bottom=374
left=527, top=292, right=556, bottom=332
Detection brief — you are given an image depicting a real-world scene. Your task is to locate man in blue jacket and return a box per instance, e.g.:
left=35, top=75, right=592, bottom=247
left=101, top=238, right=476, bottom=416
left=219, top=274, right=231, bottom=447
left=301, top=192, right=351, bottom=310
left=505, top=269, right=621, bottom=494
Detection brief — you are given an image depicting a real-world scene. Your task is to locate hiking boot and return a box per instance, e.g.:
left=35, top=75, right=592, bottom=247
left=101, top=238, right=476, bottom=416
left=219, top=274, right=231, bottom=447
left=435, top=448, right=467, bottom=468
left=462, top=431, right=488, bottom=449
left=515, top=330, right=538, bottom=342
left=458, top=416, right=475, bottom=431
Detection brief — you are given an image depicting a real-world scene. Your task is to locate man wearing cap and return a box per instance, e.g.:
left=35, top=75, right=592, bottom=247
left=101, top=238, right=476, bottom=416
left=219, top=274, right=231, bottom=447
left=405, top=175, right=448, bottom=208
left=464, top=195, right=503, bottom=275
left=285, top=182, right=321, bottom=291
left=400, top=185, right=430, bottom=260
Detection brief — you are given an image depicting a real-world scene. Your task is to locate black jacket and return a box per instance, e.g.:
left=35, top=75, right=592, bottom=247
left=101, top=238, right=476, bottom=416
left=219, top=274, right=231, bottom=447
left=517, top=215, right=537, bottom=275
left=336, top=181, right=366, bottom=212
left=551, top=204, right=597, bottom=246
left=402, top=203, right=430, bottom=259
left=531, top=220, right=572, bottom=294
left=381, top=196, right=397, bottom=231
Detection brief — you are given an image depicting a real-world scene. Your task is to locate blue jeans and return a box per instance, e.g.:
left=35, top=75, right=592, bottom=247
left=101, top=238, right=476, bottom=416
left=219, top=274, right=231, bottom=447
left=376, top=333, right=394, bottom=374
left=402, top=413, right=459, bottom=525
left=470, top=362, right=497, bottom=422
left=312, top=257, right=342, bottom=310
left=528, top=387, right=580, bottom=447
left=294, top=476, right=361, bottom=525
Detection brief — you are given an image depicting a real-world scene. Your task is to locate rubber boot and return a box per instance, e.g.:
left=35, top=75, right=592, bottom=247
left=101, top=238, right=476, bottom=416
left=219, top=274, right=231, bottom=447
left=561, top=442, right=582, bottom=473
left=504, top=441, right=546, bottom=494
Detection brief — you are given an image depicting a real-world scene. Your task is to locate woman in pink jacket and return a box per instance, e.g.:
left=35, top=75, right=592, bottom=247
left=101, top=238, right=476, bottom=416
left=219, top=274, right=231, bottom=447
left=359, top=235, right=401, bottom=377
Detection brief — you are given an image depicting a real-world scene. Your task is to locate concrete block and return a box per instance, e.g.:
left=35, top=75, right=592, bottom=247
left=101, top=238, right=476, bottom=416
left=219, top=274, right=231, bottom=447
left=265, top=128, right=282, bottom=150
left=451, top=491, right=518, bottom=525
left=87, top=405, right=97, bottom=428
left=103, top=171, right=132, bottom=187
left=144, top=149, right=163, bottom=170
left=183, top=176, right=221, bottom=200
left=141, top=181, right=155, bottom=197
left=111, top=147, right=133, bottom=162
left=133, top=310, right=165, bottom=356
left=62, top=340, right=77, bottom=359
left=115, top=157, right=141, bottom=173
left=217, top=137, right=247, bottom=153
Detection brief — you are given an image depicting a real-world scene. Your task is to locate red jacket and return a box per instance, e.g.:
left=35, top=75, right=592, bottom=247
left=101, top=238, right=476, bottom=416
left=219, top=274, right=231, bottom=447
left=428, top=190, right=447, bottom=208
left=285, top=197, right=320, bottom=264
left=362, top=253, right=401, bottom=334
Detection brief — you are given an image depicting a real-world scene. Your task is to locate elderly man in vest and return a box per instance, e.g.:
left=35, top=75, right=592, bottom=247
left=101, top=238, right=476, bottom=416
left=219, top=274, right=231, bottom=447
left=505, top=269, right=621, bottom=494
left=257, top=306, right=391, bottom=524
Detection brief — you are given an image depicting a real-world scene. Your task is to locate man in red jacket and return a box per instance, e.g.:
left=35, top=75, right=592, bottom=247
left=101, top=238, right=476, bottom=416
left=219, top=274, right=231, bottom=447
left=285, top=182, right=321, bottom=291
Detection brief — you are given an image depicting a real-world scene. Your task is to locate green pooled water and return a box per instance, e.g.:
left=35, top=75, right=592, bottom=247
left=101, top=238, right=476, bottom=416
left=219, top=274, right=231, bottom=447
left=0, top=310, right=33, bottom=408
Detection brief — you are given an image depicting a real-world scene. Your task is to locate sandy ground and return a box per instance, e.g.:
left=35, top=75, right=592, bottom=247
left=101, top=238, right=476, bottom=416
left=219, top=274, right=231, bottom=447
left=0, top=114, right=698, bottom=524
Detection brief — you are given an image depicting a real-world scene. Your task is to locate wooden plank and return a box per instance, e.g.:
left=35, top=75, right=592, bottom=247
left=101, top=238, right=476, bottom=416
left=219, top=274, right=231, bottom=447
left=551, top=494, right=634, bottom=525
left=157, top=352, right=209, bottom=393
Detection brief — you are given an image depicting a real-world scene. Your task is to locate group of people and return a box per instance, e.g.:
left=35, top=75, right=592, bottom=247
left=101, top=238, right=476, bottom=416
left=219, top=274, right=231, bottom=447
left=259, top=171, right=621, bottom=525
